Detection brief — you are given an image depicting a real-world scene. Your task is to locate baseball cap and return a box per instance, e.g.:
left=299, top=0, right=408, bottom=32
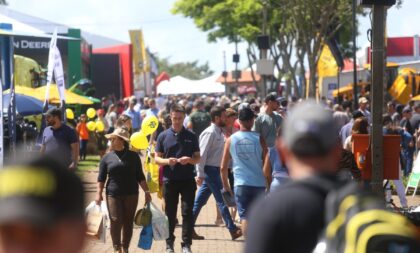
left=43, top=107, right=61, bottom=118
left=283, top=100, right=338, bottom=157
left=0, top=156, right=85, bottom=227
left=352, top=110, right=364, bottom=119
left=239, top=107, right=255, bottom=121
left=265, top=92, right=278, bottom=103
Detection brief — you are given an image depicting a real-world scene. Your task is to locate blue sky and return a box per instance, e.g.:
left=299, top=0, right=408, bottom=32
left=6, top=0, right=420, bottom=73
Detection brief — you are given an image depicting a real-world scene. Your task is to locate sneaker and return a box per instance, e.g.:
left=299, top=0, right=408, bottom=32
left=230, top=228, right=243, bottom=240
left=192, top=229, right=205, bottom=240
left=182, top=244, right=193, bottom=253
left=166, top=244, right=175, bottom=253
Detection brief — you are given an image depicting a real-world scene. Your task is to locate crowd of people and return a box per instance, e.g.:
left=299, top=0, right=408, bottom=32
left=1, top=91, right=420, bottom=253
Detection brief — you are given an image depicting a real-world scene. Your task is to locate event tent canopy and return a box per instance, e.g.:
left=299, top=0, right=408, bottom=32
left=157, top=75, right=225, bottom=95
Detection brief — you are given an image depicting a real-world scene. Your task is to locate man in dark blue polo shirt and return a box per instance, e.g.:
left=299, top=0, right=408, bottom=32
left=155, top=104, right=201, bottom=253
left=40, top=108, right=79, bottom=170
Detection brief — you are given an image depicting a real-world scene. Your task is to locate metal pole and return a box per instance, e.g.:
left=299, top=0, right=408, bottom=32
left=235, top=41, right=239, bottom=88
left=337, top=67, right=341, bottom=101
left=352, top=0, right=358, bottom=109
left=370, top=4, right=386, bottom=196
left=223, top=51, right=228, bottom=94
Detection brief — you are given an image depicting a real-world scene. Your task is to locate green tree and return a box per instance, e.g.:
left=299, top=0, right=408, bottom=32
left=173, top=0, right=383, bottom=98
left=173, top=0, right=288, bottom=94
left=0, top=0, right=7, bottom=5
left=155, top=56, right=214, bottom=80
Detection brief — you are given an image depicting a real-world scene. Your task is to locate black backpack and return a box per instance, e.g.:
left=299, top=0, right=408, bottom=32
left=309, top=178, right=420, bottom=253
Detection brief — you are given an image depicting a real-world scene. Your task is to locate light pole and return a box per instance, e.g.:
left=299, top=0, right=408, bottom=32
left=352, top=0, right=358, bottom=110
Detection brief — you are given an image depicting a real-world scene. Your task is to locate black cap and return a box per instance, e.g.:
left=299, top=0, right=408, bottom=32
left=239, top=107, right=255, bottom=121
left=43, top=107, right=61, bottom=118
left=0, top=156, right=85, bottom=227
left=352, top=110, right=364, bottom=120
left=265, top=92, right=278, bottom=103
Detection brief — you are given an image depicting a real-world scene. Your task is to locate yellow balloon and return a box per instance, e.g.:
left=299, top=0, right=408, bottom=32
left=87, top=121, right=96, bottom=131
left=141, top=115, right=159, bottom=136
left=130, top=132, right=149, bottom=150
left=95, top=121, right=105, bottom=132
left=66, top=108, right=74, bottom=120
left=87, top=108, right=96, bottom=119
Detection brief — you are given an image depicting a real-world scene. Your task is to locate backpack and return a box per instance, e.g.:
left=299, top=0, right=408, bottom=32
left=311, top=178, right=420, bottom=253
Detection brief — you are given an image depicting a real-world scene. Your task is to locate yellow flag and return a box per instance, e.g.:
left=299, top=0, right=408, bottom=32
left=129, top=30, right=148, bottom=74
left=317, top=45, right=338, bottom=77
left=389, top=75, right=411, bottom=105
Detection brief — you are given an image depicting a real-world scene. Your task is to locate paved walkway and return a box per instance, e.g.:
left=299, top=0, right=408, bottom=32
left=81, top=165, right=420, bottom=253
left=81, top=169, right=244, bottom=253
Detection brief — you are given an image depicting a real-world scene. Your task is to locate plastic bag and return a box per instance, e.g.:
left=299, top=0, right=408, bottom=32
left=85, top=201, right=108, bottom=243
left=150, top=202, right=169, bottom=241
left=138, top=224, right=153, bottom=250
left=134, top=203, right=152, bottom=226
left=145, top=148, right=160, bottom=193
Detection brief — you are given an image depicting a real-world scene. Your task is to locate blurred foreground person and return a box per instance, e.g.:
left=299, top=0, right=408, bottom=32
left=0, top=156, right=86, bottom=253
left=245, top=100, right=341, bottom=253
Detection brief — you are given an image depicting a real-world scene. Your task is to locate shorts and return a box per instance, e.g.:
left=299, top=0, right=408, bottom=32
left=234, top=185, right=265, bottom=221
left=270, top=177, right=289, bottom=193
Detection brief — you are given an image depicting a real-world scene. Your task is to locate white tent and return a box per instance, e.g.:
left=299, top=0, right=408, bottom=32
left=157, top=74, right=225, bottom=95
left=0, top=14, right=45, bottom=34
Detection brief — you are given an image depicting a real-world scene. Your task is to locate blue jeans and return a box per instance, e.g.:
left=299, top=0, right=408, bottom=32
left=192, top=166, right=237, bottom=231
left=80, top=139, right=88, bottom=160
left=402, top=150, right=414, bottom=176
left=270, top=177, right=289, bottom=193
left=234, top=185, right=265, bottom=221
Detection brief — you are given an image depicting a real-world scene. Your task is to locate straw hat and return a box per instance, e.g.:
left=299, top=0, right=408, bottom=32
left=105, top=128, right=130, bottom=142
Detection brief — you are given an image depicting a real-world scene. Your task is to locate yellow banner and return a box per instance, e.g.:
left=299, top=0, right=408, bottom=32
left=129, top=30, right=148, bottom=74
left=317, top=45, right=338, bottom=78
left=389, top=75, right=411, bottom=105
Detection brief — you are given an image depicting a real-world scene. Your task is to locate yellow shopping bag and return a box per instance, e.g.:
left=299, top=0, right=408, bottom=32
left=145, top=147, right=160, bottom=194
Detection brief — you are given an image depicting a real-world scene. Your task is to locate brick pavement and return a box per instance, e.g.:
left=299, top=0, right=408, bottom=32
left=82, top=170, right=244, bottom=253
left=81, top=167, right=420, bottom=253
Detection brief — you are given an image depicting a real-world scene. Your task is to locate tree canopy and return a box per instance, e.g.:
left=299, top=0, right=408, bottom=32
left=155, top=56, right=214, bottom=80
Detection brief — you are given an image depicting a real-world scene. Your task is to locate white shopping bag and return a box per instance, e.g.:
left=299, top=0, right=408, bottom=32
left=150, top=202, right=169, bottom=241
left=85, top=201, right=108, bottom=243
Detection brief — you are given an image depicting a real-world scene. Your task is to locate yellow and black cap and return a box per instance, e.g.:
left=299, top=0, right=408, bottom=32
left=0, top=156, right=84, bottom=227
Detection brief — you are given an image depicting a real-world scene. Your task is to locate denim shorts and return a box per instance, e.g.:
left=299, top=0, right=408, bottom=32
left=270, top=177, right=290, bottom=193
left=234, top=185, right=265, bottom=221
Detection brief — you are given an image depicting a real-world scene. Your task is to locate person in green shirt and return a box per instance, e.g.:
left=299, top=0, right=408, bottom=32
left=187, top=100, right=211, bottom=138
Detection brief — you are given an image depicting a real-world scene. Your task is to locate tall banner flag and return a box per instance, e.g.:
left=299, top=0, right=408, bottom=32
left=54, top=46, right=66, bottom=117
left=130, top=30, right=148, bottom=94
left=37, top=29, right=66, bottom=144
left=44, top=29, right=58, bottom=104
left=129, top=30, right=148, bottom=74
left=7, top=42, right=16, bottom=161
